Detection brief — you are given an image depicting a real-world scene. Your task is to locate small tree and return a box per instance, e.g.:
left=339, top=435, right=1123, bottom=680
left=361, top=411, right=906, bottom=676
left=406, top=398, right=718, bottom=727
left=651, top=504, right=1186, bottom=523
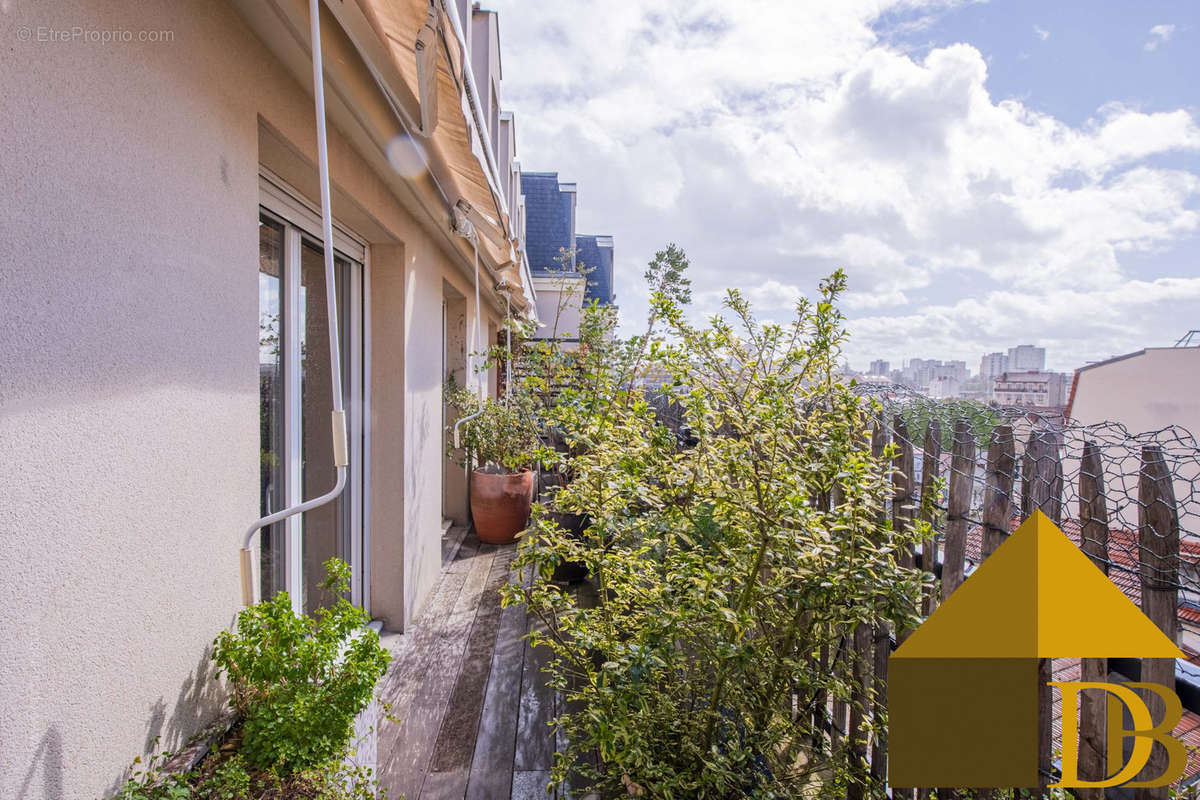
left=504, top=262, right=926, bottom=799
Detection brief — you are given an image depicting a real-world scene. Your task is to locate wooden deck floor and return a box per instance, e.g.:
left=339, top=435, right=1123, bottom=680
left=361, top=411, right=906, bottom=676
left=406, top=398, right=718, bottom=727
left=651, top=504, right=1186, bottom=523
left=376, top=528, right=563, bottom=800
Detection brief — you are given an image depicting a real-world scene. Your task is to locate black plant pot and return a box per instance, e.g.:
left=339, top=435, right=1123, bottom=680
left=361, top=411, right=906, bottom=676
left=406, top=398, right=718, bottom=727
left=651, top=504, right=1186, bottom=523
left=539, top=468, right=591, bottom=584
left=547, top=509, right=590, bottom=583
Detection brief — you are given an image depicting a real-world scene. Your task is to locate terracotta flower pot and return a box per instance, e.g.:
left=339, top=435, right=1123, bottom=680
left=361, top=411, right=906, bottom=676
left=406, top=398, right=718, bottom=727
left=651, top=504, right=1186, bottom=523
left=470, top=468, right=535, bottom=544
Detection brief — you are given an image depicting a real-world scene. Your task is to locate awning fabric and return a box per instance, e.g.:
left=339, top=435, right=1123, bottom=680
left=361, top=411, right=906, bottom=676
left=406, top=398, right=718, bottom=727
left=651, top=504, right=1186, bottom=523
left=354, top=0, right=513, bottom=269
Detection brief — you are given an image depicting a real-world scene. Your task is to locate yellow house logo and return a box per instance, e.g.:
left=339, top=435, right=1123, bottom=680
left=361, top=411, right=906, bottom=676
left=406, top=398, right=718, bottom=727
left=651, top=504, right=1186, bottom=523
left=890, top=511, right=1185, bottom=788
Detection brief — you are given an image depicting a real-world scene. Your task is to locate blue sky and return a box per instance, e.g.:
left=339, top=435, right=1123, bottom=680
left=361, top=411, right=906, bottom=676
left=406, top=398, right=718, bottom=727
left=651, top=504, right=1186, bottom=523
left=881, top=0, right=1197, bottom=128
left=487, top=0, right=1200, bottom=372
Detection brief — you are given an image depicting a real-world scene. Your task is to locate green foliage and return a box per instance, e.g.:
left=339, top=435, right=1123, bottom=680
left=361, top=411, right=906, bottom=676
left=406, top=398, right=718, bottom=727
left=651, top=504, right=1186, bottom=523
left=110, top=745, right=381, bottom=800
left=901, top=398, right=1002, bottom=450
left=504, top=259, right=927, bottom=799
left=112, top=748, right=194, bottom=800
left=212, top=559, right=390, bottom=776
left=446, top=384, right=544, bottom=473
left=111, top=560, right=389, bottom=799
left=644, top=242, right=693, bottom=307
left=200, top=754, right=250, bottom=800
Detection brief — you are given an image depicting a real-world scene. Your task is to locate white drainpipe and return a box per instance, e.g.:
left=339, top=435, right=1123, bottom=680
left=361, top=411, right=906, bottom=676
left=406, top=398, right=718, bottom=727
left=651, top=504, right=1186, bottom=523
left=240, top=0, right=348, bottom=606
left=452, top=208, right=484, bottom=451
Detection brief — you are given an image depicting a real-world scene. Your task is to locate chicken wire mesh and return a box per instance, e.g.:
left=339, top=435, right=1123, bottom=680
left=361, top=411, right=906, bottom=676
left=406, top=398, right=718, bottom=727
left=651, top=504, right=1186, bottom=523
left=855, top=385, right=1200, bottom=609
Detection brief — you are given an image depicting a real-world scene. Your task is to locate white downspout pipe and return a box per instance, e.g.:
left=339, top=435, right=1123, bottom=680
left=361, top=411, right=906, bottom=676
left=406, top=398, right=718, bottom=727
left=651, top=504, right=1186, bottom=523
left=240, top=0, right=349, bottom=606
left=452, top=211, right=484, bottom=450
left=503, top=289, right=511, bottom=401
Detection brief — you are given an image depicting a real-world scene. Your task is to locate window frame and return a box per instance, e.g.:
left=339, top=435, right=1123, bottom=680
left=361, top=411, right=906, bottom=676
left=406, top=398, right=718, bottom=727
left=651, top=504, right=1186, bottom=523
left=258, top=171, right=371, bottom=614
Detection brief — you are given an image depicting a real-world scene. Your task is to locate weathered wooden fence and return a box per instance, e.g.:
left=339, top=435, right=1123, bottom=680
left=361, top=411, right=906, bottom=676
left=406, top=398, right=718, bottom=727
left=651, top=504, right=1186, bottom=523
left=828, top=388, right=1200, bottom=798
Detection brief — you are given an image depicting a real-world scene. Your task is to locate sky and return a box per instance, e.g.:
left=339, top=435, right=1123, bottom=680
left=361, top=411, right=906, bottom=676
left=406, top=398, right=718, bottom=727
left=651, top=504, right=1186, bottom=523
left=484, top=0, right=1200, bottom=373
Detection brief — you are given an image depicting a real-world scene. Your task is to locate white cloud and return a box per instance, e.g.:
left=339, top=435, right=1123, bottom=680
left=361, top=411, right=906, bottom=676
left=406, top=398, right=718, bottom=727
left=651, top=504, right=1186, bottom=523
left=1034, top=25, right=1049, bottom=41
left=1145, top=23, right=1176, bottom=51
left=488, top=1, right=1200, bottom=371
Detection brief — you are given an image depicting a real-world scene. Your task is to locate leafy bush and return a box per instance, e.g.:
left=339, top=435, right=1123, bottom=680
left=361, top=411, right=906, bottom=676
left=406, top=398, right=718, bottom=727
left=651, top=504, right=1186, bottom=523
left=446, top=384, right=543, bottom=473
left=212, top=558, right=390, bottom=775
left=504, top=262, right=927, bottom=798
left=111, top=559, right=389, bottom=799
left=111, top=746, right=381, bottom=800
left=517, top=244, right=692, bottom=473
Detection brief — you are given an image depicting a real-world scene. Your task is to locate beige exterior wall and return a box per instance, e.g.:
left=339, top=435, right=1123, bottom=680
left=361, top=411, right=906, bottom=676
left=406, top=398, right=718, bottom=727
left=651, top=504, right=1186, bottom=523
left=1070, top=348, right=1200, bottom=440
left=1069, top=347, right=1200, bottom=530
left=0, top=1, right=505, bottom=797
left=533, top=276, right=587, bottom=342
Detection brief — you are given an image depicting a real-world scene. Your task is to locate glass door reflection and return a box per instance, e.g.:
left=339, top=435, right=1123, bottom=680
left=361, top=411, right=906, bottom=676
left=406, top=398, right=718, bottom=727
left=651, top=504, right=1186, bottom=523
left=256, top=205, right=362, bottom=613
left=299, top=240, right=356, bottom=614
left=258, top=216, right=286, bottom=599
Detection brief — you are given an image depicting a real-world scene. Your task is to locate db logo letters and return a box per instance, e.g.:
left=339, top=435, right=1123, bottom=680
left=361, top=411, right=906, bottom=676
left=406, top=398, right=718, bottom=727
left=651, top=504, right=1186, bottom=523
left=1052, top=681, right=1185, bottom=789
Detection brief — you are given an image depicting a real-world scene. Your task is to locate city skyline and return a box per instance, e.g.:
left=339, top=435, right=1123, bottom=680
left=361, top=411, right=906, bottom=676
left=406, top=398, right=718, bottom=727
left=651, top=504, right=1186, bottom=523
left=858, top=342, right=1053, bottom=377
left=485, top=0, right=1199, bottom=374
left=853, top=342, right=1077, bottom=407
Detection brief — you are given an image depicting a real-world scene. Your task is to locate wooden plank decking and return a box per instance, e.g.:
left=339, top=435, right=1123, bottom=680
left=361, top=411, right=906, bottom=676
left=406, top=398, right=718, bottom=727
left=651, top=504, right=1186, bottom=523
left=376, top=528, right=562, bottom=800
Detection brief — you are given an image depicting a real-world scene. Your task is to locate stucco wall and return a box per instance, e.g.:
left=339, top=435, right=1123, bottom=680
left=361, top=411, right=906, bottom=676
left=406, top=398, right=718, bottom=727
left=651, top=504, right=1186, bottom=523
left=1071, top=349, right=1200, bottom=440
left=0, top=1, right=494, bottom=797
left=533, top=279, right=586, bottom=341
left=1069, top=347, right=1200, bottom=530
left=0, top=3, right=263, bottom=797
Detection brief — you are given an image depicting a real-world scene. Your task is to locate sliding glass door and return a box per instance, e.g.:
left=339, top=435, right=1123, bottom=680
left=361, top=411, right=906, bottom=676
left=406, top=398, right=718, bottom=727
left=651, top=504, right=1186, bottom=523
left=257, top=203, right=364, bottom=614
left=299, top=240, right=356, bottom=614
left=258, top=218, right=287, bottom=599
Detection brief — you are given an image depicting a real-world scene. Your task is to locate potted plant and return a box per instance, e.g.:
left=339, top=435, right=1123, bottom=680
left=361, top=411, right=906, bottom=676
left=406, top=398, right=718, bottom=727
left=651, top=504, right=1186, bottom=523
left=537, top=465, right=591, bottom=583
left=448, top=386, right=541, bottom=544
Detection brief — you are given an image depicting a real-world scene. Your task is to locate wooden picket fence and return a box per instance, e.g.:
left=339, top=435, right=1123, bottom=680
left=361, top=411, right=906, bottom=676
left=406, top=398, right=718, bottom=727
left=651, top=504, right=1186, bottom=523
left=823, top=409, right=1193, bottom=799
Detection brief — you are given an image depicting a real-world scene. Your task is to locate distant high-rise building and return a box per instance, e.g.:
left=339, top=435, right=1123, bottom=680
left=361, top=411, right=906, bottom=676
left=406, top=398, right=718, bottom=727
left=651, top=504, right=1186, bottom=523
left=978, top=352, right=1009, bottom=398
left=993, top=370, right=1069, bottom=409
left=1007, top=345, right=1045, bottom=372
left=940, top=360, right=968, bottom=382
left=869, top=359, right=890, bottom=376
left=979, top=352, right=1009, bottom=382
left=928, top=375, right=962, bottom=399
left=899, top=358, right=968, bottom=395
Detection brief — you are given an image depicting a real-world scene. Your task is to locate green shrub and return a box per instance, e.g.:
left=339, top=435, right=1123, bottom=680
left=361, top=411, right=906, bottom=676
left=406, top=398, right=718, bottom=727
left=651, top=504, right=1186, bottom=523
left=446, top=384, right=544, bottom=473
left=505, top=263, right=927, bottom=798
left=111, top=560, right=389, bottom=799
left=212, top=558, right=390, bottom=776
left=111, top=745, right=382, bottom=800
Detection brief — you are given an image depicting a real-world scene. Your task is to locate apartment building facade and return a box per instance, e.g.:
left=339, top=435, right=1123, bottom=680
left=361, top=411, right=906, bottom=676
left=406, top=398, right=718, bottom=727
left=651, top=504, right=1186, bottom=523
left=0, top=1, right=534, bottom=797
left=1006, top=344, right=1046, bottom=372
left=520, top=171, right=616, bottom=341
left=978, top=351, right=1009, bottom=385
left=993, top=370, right=1069, bottom=409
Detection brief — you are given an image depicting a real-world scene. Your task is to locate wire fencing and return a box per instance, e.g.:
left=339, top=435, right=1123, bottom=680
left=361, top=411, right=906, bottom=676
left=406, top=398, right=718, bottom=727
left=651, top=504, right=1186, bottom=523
left=854, top=384, right=1200, bottom=794
left=856, top=385, right=1200, bottom=596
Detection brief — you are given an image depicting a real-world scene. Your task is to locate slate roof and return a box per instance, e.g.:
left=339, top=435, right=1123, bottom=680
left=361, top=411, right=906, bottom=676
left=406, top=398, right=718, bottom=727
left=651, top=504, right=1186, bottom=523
left=575, top=234, right=614, bottom=306
left=519, top=172, right=574, bottom=275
